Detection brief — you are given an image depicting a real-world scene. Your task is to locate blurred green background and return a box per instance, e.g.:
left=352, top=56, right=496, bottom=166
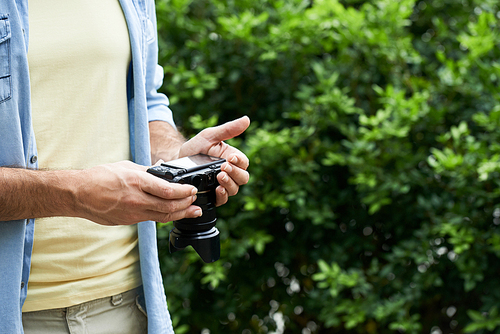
left=154, top=0, right=500, bottom=333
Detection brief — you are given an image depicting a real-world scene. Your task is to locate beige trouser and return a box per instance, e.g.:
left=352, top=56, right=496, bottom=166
left=22, top=287, right=147, bottom=334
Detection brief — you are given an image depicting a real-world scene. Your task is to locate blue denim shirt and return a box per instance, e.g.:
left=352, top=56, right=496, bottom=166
left=0, top=1, right=175, bottom=333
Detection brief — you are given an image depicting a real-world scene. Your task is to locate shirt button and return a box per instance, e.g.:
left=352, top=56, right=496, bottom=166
left=21, top=282, right=25, bottom=289
left=30, top=155, right=38, bottom=164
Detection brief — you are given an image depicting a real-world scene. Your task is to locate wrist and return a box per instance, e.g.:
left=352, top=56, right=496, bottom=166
left=32, top=169, right=83, bottom=219
left=50, top=169, right=85, bottom=218
left=149, top=120, right=185, bottom=162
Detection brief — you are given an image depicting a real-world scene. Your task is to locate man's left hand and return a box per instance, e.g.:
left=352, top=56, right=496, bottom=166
left=178, top=116, right=251, bottom=206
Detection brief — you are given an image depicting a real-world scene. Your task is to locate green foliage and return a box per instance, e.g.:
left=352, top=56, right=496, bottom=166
left=464, top=307, right=500, bottom=333
left=155, top=0, right=500, bottom=333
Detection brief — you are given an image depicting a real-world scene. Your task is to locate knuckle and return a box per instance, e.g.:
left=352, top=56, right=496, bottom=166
left=163, top=200, right=179, bottom=213
left=161, top=186, right=175, bottom=199
left=216, top=195, right=228, bottom=207
left=241, top=171, right=250, bottom=185
left=127, top=175, right=142, bottom=190
left=160, top=213, right=174, bottom=223
left=240, top=157, right=250, bottom=170
left=156, top=199, right=184, bottom=216
left=229, top=187, right=239, bottom=196
left=124, top=196, right=143, bottom=211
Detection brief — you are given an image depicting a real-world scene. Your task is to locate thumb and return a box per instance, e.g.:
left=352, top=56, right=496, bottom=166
left=201, top=116, right=250, bottom=144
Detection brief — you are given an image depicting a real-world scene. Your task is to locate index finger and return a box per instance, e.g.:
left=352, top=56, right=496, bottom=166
left=141, top=173, right=197, bottom=199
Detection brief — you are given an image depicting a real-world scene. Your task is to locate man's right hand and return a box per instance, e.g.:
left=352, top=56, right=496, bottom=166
left=0, top=161, right=201, bottom=225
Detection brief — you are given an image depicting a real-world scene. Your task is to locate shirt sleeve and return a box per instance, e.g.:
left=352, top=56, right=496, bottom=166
left=144, top=0, right=176, bottom=129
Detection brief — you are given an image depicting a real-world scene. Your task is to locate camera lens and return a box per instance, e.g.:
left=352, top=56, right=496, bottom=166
left=147, top=154, right=226, bottom=263
left=169, top=226, right=220, bottom=263
left=169, top=189, right=220, bottom=263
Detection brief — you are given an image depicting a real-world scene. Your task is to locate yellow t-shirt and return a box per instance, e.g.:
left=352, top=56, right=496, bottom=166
left=23, top=0, right=142, bottom=312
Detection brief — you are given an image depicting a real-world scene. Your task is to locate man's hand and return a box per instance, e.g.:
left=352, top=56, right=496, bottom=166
left=75, top=161, right=201, bottom=225
left=0, top=161, right=201, bottom=225
left=178, top=116, right=251, bottom=206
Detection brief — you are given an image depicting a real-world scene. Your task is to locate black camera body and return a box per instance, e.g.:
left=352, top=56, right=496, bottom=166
left=147, top=154, right=225, bottom=263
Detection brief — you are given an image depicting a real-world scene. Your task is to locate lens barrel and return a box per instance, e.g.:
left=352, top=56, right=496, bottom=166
left=146, top=155, right=225, bottom=263
left=169, top=189, right=221, bottom=263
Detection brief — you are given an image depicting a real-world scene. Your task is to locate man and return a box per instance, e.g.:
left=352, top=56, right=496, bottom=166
left=0, top=0, right=250, bottom=333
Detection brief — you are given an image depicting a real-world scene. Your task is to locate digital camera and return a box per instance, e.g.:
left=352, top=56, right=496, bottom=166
left=147, top=154, right=225, bottom=263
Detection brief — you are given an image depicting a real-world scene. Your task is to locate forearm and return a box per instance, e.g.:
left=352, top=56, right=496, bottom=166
left=0, top=167, right=79, bottom=221
left=0, top=162, right=201, bottom=225
left=149, top=120, right=186, bottom=163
